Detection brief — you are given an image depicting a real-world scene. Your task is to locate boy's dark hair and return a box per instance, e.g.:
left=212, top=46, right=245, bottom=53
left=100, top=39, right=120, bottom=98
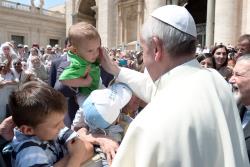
left=9, top=81, right=67, bottom=128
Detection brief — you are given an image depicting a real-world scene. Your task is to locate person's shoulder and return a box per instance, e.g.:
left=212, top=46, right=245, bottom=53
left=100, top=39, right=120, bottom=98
left=54, top=54, right=67, bottom=63
left=11, top=136, right=45, bottom=159
left=12, top=140, right=49, bottom=167
left=193, top=67, right=225, bottom=83
left=58, top=61, right=71, bottom=76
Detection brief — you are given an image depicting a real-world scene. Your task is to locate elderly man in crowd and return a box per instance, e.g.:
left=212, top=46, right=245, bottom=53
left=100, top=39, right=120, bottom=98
left=229, top=54, right=250, bottom=159
left=236, top=34, right=250, bottom=59
left=100, top=5, right=248, bottom=167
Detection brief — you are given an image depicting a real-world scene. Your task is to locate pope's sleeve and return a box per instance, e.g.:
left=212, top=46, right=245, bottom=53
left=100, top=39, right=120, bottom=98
left=116, top=67, right=155, bottom=103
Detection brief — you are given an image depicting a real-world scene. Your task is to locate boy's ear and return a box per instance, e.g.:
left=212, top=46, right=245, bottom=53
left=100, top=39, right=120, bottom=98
left=19, top=125, right=35, bottom=135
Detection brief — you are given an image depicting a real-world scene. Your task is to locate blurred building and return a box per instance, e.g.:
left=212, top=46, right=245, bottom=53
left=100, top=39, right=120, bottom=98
left=0, top=0, right=65, bottom=47
left=1, top=0, right=249, bottom=49
left=66, top=0, right=250, bottom=48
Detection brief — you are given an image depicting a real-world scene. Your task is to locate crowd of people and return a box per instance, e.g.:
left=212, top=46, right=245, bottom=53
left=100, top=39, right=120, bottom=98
left=0, top=21, right=143, bottom=167
left=0, top=41, right=64, bottom=122
left=195, top=35, right=250, bottom=82
left=0, top=4, right=250, bottom=167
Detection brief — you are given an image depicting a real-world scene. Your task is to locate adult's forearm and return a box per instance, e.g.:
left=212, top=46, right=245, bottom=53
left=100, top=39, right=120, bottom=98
left=116, top=68, right=155, bottom=103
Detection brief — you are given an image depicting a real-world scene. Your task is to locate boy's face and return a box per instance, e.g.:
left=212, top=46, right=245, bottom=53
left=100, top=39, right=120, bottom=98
left=32, top=112, right=65, bottom=141
left=77, top=38, right=101, bottom=63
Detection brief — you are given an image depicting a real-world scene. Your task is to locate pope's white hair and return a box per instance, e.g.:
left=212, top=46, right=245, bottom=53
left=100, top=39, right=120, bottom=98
left=141, top=16, right=197, bottom=57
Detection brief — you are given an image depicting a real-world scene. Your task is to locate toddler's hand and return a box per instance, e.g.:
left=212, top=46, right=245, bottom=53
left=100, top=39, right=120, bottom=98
left=83, top=65, right=91, bottom=79
left=82, top=74, right=92, bottom=87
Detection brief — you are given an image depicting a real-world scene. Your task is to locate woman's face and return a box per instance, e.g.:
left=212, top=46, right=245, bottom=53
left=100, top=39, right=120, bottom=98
left=2, top=46, right=10, bottom=55
left=31, top=57, right=41, bottom=68
left=213, top=47, right=227, bottom=67
left=200, top=57, right=214, bottom=68
left=30, top=48, right=38, bottom=56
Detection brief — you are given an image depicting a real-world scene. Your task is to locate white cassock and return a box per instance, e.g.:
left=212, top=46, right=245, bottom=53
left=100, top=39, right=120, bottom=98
left=111, top=59, right=249, bottom=167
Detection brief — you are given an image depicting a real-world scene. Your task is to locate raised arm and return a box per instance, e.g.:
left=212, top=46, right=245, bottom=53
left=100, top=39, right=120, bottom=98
left=99, top=48, right=155, bottom=103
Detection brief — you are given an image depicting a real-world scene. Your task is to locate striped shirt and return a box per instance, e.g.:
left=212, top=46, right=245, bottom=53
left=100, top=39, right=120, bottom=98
left=11, top=127, right=77, bottom=167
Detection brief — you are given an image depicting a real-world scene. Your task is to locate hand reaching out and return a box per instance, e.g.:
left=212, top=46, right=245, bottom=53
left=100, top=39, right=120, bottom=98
left=67, top=137, right=87, bottom=164
left=98, top=136, right=119, bottom=165
left=99, top=47, right=121, bottom=77
left=0, top=116, right=15, bottom=141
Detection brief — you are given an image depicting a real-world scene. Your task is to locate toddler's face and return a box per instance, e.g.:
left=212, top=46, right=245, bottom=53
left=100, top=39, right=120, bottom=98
left=77, top=38, right=101, bottom=63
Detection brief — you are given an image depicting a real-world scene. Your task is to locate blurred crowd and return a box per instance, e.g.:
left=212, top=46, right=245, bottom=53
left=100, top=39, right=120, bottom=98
left=195, top=34, right=250, bottom=81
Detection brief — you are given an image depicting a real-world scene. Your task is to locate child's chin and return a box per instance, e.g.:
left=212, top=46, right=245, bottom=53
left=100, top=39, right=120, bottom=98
left=89, top=59, right=96, bottom=63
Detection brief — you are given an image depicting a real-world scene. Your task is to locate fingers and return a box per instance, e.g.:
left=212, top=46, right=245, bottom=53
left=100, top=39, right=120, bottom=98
left=2, top=116, right=15, bottom=127
left=99, top=47, right=109, bottom=60
left=83, top=65, right=91, bottom=78
left=70, top=137, right=76, bottom=144
left=81, top=72, right=92, bottom=86
left=100, top=140, right=118, bottom=165
left=110, top=149, right=116, bottom=160
left=67, top=137, right=83, bottom=151
left=106, top=148, right=117, bottom=165
left=99, top=47, right=104, bottom=59
left=6, top=116, right=12, bottom=121
left=106, top=152, right=112, bottom=165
